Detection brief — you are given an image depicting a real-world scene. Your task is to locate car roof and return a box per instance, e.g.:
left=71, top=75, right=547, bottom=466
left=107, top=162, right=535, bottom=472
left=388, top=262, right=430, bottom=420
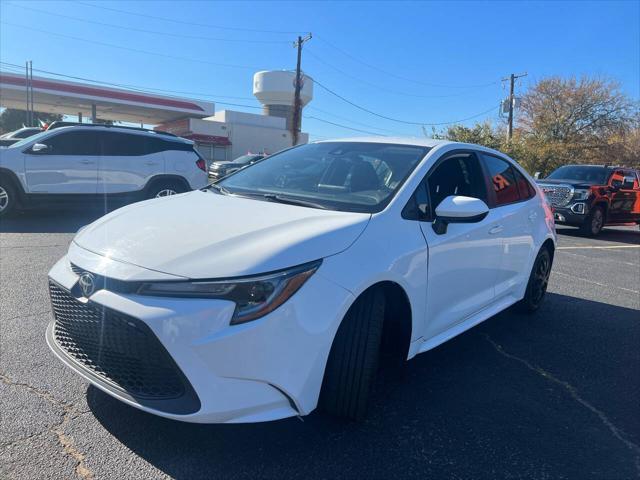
left=49, top=125, right=194, bottom=144
left=314, top=136, right=452, bottom=148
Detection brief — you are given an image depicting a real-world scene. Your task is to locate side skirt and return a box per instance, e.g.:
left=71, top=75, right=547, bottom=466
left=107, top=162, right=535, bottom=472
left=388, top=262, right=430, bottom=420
left=408, top=295, right=519, bottom=359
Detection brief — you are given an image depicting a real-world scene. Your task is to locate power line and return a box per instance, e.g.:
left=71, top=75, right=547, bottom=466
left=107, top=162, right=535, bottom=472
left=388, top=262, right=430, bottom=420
left=0, top=22, right=265, bottom=71
left=304, top=116, right=385, bottom=136
left=307, top=106, right=406, bottom=135
left=313, top=78, right=499, bottom=126
left=315, top=35, right=501, bottom=90
left=3, top=2, right=290, bottom=45
left=75, top=1, right=306, bottom=35
left=306, top=49, right=486, bottom=99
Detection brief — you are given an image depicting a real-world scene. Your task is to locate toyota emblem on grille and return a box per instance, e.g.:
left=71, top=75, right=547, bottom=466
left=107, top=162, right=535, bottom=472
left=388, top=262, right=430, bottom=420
left=78, top=272, right=96, bottom=298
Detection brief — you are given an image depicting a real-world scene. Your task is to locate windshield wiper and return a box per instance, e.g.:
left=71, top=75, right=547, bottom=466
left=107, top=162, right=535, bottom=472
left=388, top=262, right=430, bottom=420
left=207, top=183, right=231, bottom=195
left=262, top=193, right=329, bottom=210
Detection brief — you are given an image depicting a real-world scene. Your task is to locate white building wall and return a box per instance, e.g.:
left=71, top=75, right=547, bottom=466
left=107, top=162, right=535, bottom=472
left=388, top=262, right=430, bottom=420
left=227, top=123, right=295, bottom=159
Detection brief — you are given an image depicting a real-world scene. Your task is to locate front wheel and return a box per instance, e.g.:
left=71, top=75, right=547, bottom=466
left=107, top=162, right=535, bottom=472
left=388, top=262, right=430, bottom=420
left=0, top=180, right=17, bottom=218
left=320, top=287, right=385, bottom=421
left=580, top=206, right=605, bottom=236
left=517, top=248, right=552, bottom=313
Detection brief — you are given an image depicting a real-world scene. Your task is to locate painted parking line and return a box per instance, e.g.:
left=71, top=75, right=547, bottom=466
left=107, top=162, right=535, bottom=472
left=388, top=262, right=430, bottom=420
left=557, top=245, right=640, bottom=250
left=553, top=271, right=640, bottom=295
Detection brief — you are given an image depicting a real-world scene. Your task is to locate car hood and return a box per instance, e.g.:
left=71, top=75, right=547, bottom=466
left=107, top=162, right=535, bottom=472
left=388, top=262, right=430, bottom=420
left=73, top=190, right=370, bottom=279
left=537, top=179, right=596, bottom=188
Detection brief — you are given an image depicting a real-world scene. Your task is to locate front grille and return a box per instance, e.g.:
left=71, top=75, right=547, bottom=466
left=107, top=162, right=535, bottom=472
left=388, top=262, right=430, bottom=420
left=538, top=183, right=573, bottom=207
left=49, top=282, right=193, bottom=404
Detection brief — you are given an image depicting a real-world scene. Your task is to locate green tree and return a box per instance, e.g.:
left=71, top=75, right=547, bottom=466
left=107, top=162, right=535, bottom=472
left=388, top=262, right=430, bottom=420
left=0, top=108, right=63, bottom=134
left=517, top=76, right=637, bottom=173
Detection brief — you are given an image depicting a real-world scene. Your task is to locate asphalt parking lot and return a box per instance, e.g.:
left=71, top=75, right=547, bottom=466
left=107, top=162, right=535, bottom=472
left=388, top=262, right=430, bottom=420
left=1, top=210, right=639, bottom=480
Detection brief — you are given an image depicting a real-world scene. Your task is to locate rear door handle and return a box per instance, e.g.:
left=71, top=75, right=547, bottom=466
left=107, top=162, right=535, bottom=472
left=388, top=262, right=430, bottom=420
left=80, top=159, right=94, bottom=165
left=529, top=211, right=538, bottom=221
left=489, top=225, right=504, bottom=235
left=144, top=161, right=158, bottom=166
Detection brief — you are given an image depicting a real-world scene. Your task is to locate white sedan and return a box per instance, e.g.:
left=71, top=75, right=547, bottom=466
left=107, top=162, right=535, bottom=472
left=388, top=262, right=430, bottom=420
left=47, top=137, right=556, bottom=423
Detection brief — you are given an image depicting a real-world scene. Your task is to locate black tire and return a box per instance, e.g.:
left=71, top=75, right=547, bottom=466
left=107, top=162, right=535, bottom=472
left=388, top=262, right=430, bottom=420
left=517, top=247, right=552, bottom=313
left=146, top=180, right=187, bottom=200
left=320, top=287, right=385, bottom=421
left=579, top=205, right=605, bottom=236
left=0, top=179, right=17, bottom=218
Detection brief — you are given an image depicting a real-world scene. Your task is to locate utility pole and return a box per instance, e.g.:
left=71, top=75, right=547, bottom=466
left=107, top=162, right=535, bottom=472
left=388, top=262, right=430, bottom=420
left=503, top=72, right=527, bottom=141
left=291, top=33, right=312, bottom=146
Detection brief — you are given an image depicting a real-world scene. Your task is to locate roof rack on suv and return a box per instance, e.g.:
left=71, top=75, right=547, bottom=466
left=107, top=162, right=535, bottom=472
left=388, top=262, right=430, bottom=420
left=46, top=121, right=178, bottom=138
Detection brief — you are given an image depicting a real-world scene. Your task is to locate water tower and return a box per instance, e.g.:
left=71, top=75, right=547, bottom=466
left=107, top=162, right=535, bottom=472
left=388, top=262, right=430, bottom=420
left=253, top=70, right=314, bottom=132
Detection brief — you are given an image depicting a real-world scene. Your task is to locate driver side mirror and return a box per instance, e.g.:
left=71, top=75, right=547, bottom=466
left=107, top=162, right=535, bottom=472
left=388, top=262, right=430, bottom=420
left=432, top=195, right=489, bottom=235
left=30, top=143, right=49, bottom=153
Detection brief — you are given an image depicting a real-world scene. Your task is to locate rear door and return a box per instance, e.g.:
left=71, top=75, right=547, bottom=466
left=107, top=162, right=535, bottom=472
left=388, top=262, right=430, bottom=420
left=97, top=132, right=164, bottom=194
left=479, top=153, right=537, bottom=301
left=24, top=130, right=99, bottom=194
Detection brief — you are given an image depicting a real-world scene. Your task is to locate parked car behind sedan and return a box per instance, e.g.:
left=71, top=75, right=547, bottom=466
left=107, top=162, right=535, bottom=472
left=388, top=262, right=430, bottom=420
left=0, top=124, right=208, bottom=217
left=0, top=127, right=43, bottom=147
left=208, top=153, right=267, bottom=181
left=47, top=138, right=555, bottom=423
left=537, top=164, right=640, bottom=235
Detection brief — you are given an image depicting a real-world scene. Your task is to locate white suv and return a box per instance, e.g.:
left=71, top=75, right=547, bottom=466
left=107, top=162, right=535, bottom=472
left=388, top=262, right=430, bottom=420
left=0, top=125, right=208, bottom=216
left=47, top=138, right=556, bottom=423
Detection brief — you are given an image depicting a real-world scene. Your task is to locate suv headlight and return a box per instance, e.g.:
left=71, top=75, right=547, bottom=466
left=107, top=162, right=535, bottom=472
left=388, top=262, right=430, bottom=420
left=137, top=260, right=321, bottom=324
left=573, top=188, right=591, bottom=201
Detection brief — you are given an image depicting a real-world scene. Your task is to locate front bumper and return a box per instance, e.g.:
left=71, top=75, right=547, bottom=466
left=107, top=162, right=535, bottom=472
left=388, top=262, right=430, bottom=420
left=47, top=248, right=354, bottom=423
left=552, top=203, right=589, bottom=225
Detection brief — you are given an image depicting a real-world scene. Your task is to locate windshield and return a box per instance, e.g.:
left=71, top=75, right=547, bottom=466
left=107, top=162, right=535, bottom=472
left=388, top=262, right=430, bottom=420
left=546, top=165, right=609, bottom=184
left=7, top=129, right=53, bottom=149
left=217, top=142, right=430, bottom=213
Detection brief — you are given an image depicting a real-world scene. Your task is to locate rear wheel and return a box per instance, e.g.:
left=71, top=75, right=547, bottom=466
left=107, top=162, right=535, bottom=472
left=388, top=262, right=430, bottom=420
left=580, top=205, right=604, bottom=236
left=320, top=287, right=385, bottom=421
left=0, top=180, right=17, bottom=218
left=517, top=248, right=552, bottom=313
left=146, top=180, right=186, bottom=200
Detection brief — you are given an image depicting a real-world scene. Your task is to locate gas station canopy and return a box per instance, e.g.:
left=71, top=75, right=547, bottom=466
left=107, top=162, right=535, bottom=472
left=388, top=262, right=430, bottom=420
left=0, top=71, right=215, bottom=125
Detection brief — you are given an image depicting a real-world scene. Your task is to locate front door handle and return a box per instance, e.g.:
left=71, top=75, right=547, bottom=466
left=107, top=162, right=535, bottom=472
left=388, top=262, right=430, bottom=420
left=80, top=159, right=94, bottom=165
left=144, top=161, right=158, bottom=166
left=489, top=225, right=504, bottom=235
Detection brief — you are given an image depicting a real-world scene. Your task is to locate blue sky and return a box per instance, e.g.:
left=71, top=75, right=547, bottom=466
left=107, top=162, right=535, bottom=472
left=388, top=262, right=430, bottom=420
left=1, top=1, right=638, bottom=140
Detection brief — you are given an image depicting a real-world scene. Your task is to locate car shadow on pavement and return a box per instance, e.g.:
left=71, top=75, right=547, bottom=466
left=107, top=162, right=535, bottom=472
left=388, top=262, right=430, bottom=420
left=556, top=225, right=640, bottom=245
left=0, top=209, right=109, bottom=233
left=87, top=292, right=640, bottom=479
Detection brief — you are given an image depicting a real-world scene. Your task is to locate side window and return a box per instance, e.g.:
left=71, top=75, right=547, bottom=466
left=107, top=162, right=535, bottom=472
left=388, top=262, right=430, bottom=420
left=99, top=132, right=148, bottom=156
left=427, top=153, right=487, bottom=217
left=43, top=131, right=100, bottom=156
left=609, top=170, right=624, bottom=187
left=481, top=154, right=521, bottom=206
left=512, top=166, right=536, bottom=200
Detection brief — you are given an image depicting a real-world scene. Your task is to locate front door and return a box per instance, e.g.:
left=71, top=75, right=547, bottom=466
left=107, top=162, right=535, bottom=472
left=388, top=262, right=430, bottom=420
left=419, top=152, right=503, bottom=340
left=609, top=170, right=640, bottom=223
left=25, top=130, right=99, bottom=194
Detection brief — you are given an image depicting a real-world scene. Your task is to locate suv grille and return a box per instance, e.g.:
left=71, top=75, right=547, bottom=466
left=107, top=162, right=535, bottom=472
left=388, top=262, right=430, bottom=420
left=537, top=183, right=573, bottom=207
left=49, top=281, right=199, bottom=413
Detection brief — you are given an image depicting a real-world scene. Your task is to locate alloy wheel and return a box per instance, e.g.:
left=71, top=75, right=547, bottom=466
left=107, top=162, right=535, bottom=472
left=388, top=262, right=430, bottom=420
left=531, top=254, right=551, bottom=305
left=155, top=189, right=177, bottom=198
left=0, top=186, right=9, bottom=212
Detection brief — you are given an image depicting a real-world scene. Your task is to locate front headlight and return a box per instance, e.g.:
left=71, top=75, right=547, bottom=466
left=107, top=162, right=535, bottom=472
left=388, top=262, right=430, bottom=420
left=573, top=188, right=591, bottom=201
left=137, top=260, right=322, bottom=324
